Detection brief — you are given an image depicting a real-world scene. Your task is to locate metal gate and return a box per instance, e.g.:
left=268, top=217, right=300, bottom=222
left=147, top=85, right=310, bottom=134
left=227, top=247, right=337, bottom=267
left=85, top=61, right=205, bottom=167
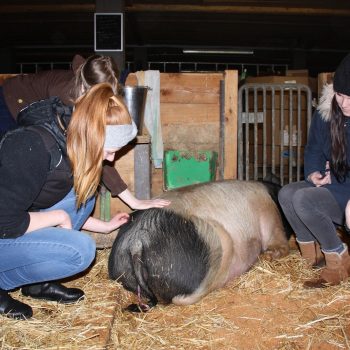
left=238, top=83, right=313, bottom=185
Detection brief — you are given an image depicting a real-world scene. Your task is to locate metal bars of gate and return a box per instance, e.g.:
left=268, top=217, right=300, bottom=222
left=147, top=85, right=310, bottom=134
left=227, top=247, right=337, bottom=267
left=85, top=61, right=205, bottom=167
left=237, top=83, right=312, bottom=185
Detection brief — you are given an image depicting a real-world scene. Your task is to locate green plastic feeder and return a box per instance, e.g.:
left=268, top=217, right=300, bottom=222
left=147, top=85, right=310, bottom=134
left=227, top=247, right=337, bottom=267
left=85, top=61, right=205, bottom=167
left=163, top=150, right=218, bottom=190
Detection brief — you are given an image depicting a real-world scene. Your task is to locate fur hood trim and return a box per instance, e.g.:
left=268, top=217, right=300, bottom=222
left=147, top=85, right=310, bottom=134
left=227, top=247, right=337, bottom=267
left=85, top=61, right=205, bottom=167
left=317, top=83, right=335, bottom=122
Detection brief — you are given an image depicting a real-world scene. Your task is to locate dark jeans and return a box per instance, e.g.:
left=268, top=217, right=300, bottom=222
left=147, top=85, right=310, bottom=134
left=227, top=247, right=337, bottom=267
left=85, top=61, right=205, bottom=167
left=278, top=181, right=344, bottom=251
left=0, top=86, right=17, bottom=134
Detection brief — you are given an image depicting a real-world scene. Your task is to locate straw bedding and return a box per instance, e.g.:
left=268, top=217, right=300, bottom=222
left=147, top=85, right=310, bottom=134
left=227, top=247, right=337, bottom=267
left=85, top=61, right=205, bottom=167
left=1, top=239, right=350, bottom=350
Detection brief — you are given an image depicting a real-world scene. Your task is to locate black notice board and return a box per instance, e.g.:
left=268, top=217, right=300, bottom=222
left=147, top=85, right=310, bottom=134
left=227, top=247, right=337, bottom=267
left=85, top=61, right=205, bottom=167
left=94, top=13, right=123, bottom=52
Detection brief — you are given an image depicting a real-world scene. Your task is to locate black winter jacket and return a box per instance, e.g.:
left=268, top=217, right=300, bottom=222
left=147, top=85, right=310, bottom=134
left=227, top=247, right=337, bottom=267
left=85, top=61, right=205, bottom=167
left=0, top=127, right=72, bottom=238
left=0, top=97, right=127, bottom=239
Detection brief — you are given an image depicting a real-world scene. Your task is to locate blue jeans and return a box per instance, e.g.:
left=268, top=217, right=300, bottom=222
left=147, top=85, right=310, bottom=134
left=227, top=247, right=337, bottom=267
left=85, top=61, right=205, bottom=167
left=0, top=189, right=96, bottom=290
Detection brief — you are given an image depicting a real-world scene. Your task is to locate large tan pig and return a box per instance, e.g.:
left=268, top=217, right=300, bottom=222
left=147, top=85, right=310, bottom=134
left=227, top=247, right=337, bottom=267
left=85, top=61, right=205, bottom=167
left=108, top=179, right=290, bottom=311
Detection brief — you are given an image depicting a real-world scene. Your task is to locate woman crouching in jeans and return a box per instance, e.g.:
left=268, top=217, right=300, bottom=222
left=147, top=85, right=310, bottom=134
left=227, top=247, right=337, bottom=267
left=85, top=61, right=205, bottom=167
left=0, top=83, right=137, bottom=319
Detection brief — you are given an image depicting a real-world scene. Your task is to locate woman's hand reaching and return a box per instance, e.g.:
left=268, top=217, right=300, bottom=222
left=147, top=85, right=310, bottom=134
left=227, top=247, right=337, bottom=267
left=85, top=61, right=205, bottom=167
left=129, top=198, right=171, bottom=210
left=82, top=212, right=130, bottom=234
left=118, top=188, right=171, bottom=210
left=106, top=212, right=130, bottom=231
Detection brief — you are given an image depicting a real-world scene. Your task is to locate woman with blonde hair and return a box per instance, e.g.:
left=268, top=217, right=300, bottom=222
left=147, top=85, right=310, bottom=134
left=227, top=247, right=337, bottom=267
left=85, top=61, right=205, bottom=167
left=0, top=83, right=149, bottom=320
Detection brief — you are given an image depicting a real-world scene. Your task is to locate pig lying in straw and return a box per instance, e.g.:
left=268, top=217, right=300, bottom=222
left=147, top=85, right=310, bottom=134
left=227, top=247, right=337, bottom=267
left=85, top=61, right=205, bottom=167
left=108, top=179, right=290, bottom=311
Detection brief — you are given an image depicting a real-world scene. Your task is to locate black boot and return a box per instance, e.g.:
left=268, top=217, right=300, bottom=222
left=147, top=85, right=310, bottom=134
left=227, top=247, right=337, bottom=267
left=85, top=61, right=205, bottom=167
left=0, top=288, right=33, bottom=319
left=21, top=282, right=84, bottom=304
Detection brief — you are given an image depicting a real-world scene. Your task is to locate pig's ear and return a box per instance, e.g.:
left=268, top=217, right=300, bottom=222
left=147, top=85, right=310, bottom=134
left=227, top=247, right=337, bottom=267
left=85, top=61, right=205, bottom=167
left=130, top=238, right=156, bottom=300
left=71, top=54, right=85, bottom=73
left=124, top=237, right=158, bottom=313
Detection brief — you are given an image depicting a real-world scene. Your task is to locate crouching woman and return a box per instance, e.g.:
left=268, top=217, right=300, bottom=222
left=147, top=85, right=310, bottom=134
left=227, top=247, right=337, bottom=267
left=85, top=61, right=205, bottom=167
left=0, top=83, right=136, bottom=319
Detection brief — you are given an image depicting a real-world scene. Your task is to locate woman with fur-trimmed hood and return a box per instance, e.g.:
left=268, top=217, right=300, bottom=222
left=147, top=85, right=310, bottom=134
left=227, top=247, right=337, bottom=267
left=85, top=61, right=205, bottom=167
left=279, top=53, right=350, bottom=288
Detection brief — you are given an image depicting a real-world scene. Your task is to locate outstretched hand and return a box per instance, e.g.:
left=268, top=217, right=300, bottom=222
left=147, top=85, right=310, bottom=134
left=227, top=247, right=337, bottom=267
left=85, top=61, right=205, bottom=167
left=82, top=212, right=130, bottom=234
left=108, top=212, right=130, bottom=230
left=118, top=188, right=171, bottom=210
left=132, top=198, right=171, bottom=210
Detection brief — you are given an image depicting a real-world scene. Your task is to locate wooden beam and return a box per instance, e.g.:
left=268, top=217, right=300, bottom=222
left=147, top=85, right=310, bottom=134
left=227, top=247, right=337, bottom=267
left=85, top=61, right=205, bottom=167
left=223, top=70, right=238, bottom=180
left=0, top=4, right=94, bottom=13
left=1, top=3, right=350, bottom=16
left=125, top=4, right=350, bottom=16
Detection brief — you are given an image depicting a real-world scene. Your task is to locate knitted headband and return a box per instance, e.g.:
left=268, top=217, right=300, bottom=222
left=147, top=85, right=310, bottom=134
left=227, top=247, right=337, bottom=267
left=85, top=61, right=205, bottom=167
left=104, top=120, right=138, bottom=149
left=334, top=53, right=350, bottom=96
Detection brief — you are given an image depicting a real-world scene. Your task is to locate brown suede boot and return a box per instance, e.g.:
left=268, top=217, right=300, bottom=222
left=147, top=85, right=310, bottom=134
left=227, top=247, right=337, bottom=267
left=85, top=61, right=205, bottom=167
left=304, top=244, right=350, bottom=288
left=297, top=240, right=325, bottom=268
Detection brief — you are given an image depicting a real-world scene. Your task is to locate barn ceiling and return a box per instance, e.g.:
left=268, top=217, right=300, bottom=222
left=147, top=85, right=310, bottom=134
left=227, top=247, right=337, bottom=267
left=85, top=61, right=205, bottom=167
left=1, top=0, right=350, bottom=75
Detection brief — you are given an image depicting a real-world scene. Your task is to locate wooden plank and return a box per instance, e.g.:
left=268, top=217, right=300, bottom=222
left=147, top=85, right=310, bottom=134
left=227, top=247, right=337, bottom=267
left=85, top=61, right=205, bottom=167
left=125, top=74, right=138, bottom=86
left=151, top=168, right=163, bottom=197
left=134, top=143, right=151, bottom=200
left=161, top=103, right=219, bottom=124
left=125, top=71, right=223, bottom=195
left=135, top=134, right=151, bottom=144
left=163, top=123, right=219, bottom=151
left=223, top=70, right=238, bottom=179
left=125, top=4, right=350, bottom=16
left=161, top=72, right=223, bottom=86
left=126, top=72, right=222, bottom=104
left=160, top=89, right=219, bottom=104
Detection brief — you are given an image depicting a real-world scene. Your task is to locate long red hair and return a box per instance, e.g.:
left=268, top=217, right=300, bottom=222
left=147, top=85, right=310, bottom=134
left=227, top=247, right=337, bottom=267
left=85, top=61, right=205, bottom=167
left=67, top=83, right=131, bottom=207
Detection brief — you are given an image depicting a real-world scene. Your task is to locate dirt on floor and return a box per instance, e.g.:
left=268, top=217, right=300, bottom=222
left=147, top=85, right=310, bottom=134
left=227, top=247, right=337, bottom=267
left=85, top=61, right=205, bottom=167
left=1, top=241, right=350, bottom=350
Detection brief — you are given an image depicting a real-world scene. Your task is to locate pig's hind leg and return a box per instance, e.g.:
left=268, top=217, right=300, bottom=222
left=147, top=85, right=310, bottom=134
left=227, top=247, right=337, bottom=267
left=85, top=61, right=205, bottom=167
left=259, top=209, right=290, bottom=262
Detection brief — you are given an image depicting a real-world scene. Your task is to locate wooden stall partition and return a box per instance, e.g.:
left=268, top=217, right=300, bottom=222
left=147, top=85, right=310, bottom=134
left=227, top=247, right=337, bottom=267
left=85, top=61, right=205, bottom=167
left=0, top=72, right=239, bottom=217
left=157, top=72, right=224, bottom=195
left=125, top=72, right=221, bottom=197
left=223, top=70, right=238, bottom=179
left=98, top=70, right=239, bottom=217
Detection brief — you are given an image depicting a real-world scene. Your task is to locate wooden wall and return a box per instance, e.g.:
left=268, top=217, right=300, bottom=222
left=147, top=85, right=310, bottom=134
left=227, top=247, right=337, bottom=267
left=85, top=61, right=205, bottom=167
left=123, top=71, right=238, bottom=200
left=0, top=72, right=239, bottom=218
left=126, top=72, right=222, bottom=151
